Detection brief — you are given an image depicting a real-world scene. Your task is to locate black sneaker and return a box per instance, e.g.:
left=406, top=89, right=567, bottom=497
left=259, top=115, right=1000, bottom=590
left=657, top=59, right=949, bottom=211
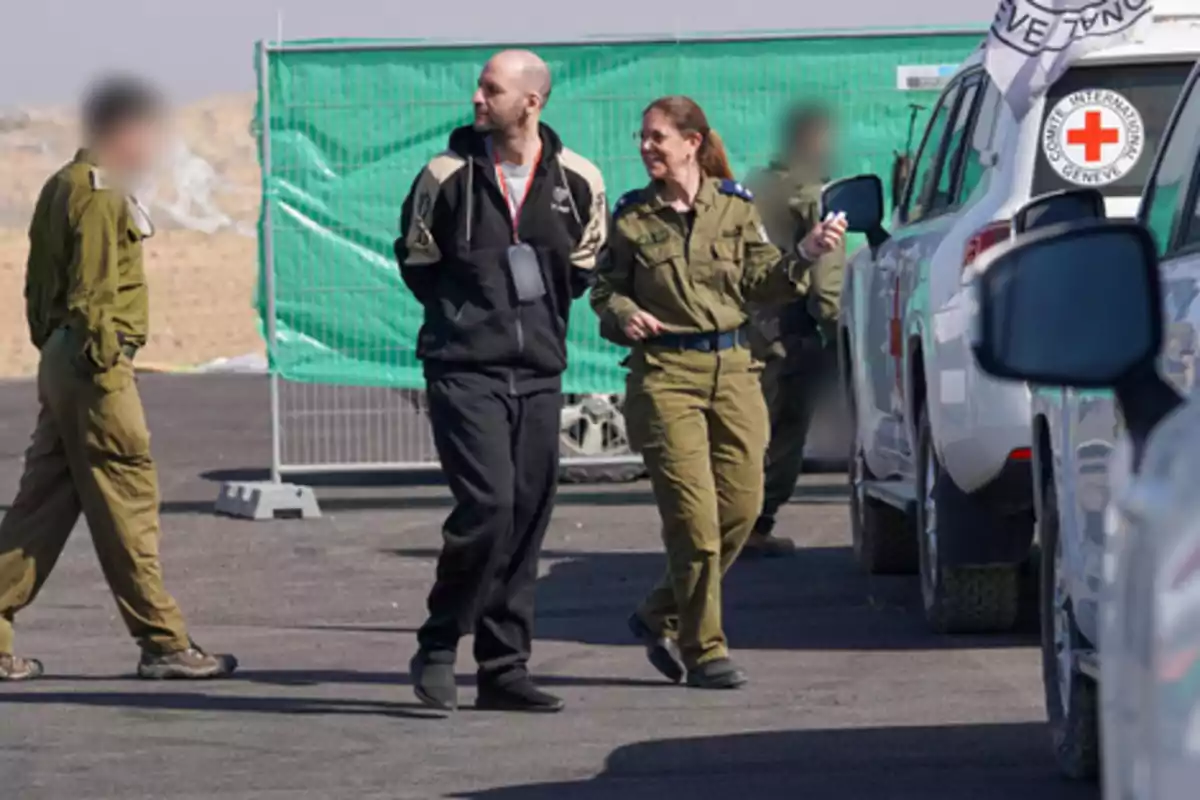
left=627, top=612, right=684, bottom=683
left=686, top=657, right=748, bottom=690
left=410, top=651, right=457, bottom=711
left=476, top=676, right=564, bottom=713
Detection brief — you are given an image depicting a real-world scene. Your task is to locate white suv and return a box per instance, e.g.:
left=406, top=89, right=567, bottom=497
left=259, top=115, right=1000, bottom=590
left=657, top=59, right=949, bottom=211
left=821, top=9, right=1200, bottom=635
left=974, top=58, right=1200, bottom=787
left=968, top=189, right=1200, bottom=795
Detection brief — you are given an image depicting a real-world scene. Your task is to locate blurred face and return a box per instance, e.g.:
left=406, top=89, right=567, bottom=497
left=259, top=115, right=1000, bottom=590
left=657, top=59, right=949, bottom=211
left=105, top=114, right=167, bottom=177
left=793, top=121, right=832, bottom=165
left=472, top=62, right=537, bottom=133
left=639, top=108, right=701, bottom=181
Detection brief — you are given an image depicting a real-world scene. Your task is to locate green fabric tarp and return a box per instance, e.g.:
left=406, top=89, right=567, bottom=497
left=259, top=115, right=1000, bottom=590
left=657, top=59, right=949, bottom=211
left=254, top=31, right=982, bottom=393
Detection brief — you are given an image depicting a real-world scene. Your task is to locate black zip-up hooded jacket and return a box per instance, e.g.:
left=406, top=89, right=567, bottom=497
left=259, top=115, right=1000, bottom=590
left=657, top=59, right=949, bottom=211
left=395, top=123, right=608, bottom=394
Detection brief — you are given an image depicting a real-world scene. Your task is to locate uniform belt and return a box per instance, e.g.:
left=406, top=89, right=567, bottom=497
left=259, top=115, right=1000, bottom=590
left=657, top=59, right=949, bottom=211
left=651, top=326, right=749, bottom=353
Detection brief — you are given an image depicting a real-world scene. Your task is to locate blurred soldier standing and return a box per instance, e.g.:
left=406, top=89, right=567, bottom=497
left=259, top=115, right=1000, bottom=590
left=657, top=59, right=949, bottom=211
left=0, top=76, right=237, bottom=681
left=742, top=104, right=845, bottom=558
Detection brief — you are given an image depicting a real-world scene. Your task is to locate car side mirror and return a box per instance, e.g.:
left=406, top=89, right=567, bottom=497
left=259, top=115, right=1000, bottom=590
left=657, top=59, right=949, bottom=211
left=1012, top=188, right=1106, bottom=234
left=821, top=174, right=890, bottom=250
left=971, top=220, right=1160, bottom=386
left=970, top=220, right=1182, bottom=468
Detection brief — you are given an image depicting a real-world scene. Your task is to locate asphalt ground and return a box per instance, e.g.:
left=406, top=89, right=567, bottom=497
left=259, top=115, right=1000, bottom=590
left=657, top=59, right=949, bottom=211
left=0, top=374, right=1099, bottom=799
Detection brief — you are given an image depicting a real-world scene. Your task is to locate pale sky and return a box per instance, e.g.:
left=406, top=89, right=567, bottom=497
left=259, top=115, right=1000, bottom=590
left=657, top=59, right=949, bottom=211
left=0, top=0, right=998, bottom=107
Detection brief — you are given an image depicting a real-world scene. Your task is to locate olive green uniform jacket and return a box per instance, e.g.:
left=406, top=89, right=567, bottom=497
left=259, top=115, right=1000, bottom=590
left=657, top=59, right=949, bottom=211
left=588, top=176, right=815, bottom=666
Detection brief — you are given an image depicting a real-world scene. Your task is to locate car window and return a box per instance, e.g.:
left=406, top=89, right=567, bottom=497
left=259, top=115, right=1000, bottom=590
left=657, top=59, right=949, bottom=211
left=931, top=79, right=982, bottom=214
left=1180, top=178, right=1200, bottom=252
left=1034, top=62, right=1195, bottom=200
left=1143, top=73, right=1200, bottom=254
left=959, top=79, right=1002, bottom=203
left=904, top=82, right=962, bottom=225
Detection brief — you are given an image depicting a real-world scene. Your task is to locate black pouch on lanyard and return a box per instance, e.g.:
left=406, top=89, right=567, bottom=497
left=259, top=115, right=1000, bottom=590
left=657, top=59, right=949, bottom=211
left=506, top=242, right=547, bottom=303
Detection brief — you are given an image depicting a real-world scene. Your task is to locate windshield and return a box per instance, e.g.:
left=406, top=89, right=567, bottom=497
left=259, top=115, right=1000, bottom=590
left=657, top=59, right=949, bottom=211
left=1034, top=62, right=1196, bottom=198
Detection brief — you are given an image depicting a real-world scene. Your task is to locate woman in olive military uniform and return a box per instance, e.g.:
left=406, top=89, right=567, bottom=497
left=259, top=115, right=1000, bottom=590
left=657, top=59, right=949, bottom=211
left=590, top=96, right=846, bottom=688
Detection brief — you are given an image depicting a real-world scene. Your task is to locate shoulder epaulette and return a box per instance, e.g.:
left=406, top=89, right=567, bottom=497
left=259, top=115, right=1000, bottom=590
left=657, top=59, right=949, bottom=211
left=612, top=189, right=642, bottom=217
left=88, top=167, right=107, bottom=191
left=717, top=179, right=754, bottom=201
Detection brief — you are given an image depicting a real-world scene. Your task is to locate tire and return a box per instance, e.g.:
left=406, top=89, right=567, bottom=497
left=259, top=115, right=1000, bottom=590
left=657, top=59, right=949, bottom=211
left=848, top=391, right=917, bottom=575
left=915, top=408, right=1020, bottom=634
left=558, top=394, right=646, bottom=484
left=559, top=462, right=646, bottom=484
left=1039, top=476, right=1100, bottom=780
left=1016, top=542, right=1043, bottom=633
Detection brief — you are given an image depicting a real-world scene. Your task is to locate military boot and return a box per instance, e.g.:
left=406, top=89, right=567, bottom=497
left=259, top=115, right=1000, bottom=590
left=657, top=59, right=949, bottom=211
left=138, top=641, right=238, bottom=680
left=686, top=657, right=748, bottom=689
left=741, top=521, right=798, bottom=558
left=627, top=612, right=684, bottom=683
left=0, top=653, right=44, bottom=682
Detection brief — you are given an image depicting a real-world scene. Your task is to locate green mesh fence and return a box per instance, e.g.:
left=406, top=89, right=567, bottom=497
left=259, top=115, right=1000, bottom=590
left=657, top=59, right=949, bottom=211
left=255, top=31, right=982, bottom=394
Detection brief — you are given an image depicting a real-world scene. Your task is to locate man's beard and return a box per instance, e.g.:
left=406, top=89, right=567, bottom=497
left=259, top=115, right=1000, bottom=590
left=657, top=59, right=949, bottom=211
left=474, top=106, right=528, bottom=135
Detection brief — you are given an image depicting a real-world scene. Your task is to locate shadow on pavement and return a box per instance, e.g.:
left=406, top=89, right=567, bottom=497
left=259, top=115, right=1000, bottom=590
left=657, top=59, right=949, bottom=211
left=236, top=670, right=665, bottom=690
left=189, top=472, right=847, bottom=515
left=12, top=670, right=665, bottom=690
left=382, top=545, right=1037, bottom=652
left=0, top=689, right=439, bottom=719
left=0, top=671, right=668, bottom=720
left=200, top=467, right=848, bottom=491
left=0, top=476, right=847, bottom=516
left=450, top=722, right=1098, bottom=800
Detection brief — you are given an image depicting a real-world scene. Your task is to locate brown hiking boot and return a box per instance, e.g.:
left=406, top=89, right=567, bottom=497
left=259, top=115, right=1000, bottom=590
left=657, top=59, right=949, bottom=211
left=741, top=531, right=798, bottom=558
left=138, top=642, right=238, bottom=680
left=0, top=653, right=44, bottom=682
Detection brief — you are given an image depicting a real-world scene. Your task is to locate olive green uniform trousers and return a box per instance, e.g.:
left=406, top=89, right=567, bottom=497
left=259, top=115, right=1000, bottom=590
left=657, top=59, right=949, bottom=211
left=756, top=344, right=835, bottom=532
left=627, top=344, right=767, bottom=668
left=0, top=328, right=190, bottom=655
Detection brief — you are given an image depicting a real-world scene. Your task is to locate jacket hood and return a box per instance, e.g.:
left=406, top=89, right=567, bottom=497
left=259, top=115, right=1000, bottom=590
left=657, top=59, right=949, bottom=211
left=447, top=122, right=565, bottom=161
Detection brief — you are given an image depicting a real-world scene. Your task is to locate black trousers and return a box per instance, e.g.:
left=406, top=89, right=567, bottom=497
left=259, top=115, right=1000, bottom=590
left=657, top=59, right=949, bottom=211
left=417, top=372, right=562, bottom=682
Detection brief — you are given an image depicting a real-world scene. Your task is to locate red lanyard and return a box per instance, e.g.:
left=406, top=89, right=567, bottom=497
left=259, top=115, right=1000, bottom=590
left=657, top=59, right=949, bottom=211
left=495, top=144, right=541, bottom=242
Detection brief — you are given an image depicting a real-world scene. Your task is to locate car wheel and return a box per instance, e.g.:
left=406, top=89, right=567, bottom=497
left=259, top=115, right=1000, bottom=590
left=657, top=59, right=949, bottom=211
left=1040, top=475, right=1100, bottom=780
left=1016, top=539, right=1043, bottom=633
left=915, top=408, right=1020, bottom=634
left=847, top=390, right=917, bottom=575
left=558, top=394, right=646, bottom=484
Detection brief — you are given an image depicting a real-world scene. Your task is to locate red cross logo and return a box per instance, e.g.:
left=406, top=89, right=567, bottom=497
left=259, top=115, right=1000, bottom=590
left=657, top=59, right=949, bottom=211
left=1067, top=111, right=1120, bottom=163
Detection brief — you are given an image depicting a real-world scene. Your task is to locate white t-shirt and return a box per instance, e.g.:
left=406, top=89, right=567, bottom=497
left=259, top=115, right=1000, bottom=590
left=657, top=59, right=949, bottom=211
left=487, top=137, right=533, bottom=223
left=498, top=160, right=532, bottom=223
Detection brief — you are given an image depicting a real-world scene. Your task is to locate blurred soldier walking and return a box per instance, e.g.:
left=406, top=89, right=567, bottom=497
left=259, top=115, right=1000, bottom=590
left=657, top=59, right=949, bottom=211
left=0, top=75, right=237, bottom=681
left=742, top=104, right=845, bottom=558
left=396, top=50, right=607, bottom=713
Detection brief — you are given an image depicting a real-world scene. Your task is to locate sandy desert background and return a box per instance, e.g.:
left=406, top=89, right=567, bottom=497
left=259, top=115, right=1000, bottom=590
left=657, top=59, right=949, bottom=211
left=0, top=94, right=263, bottom=377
